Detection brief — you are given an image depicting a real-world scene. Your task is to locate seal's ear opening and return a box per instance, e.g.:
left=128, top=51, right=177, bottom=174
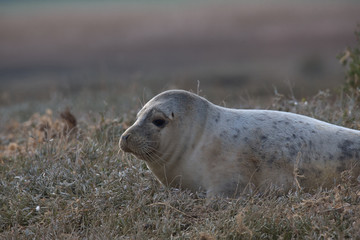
left=170, top=112, right=175, bottom=120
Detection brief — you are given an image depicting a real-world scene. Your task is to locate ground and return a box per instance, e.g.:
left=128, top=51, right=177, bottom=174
left=1, top=84, right=360, bottom=239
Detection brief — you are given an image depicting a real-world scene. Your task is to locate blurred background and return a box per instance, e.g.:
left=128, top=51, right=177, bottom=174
left=1, top=0, right=360, bottom=107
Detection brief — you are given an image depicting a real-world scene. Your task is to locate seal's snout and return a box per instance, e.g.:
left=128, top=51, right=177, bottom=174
left=119, top=132, right=132, bottom=152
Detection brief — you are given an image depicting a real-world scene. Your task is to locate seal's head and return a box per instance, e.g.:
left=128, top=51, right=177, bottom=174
left=119, top=90, right=208, bottom=164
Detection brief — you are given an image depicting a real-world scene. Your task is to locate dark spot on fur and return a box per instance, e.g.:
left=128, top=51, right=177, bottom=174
left=288, top=145, right=298, bottom=157
left=311, top=130, right=316, bottom=134
left=261, top=135, right=267, bottom=141
left=267, top=155, right=276, bottom=165
left=326, top=154, right=334, bottom=161
left=292, top=134, right=297, bottom=139
left=337, top=139, right=358, bottom=161
left=286, top=137, right=290, bottom=141
left=214, top=112, right=221, bottom=123
left=232, top=129, right=241, bottom=139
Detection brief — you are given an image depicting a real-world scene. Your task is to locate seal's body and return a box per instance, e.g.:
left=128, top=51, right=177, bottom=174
left=120, top=90, right=360, bottom=197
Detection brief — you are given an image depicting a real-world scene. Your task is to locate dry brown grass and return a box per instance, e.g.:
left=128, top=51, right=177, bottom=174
left=1, top=84, right=360, bottom=239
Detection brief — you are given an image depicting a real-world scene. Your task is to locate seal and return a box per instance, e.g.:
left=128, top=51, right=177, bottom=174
left=119, top=89, right=360, bottom=197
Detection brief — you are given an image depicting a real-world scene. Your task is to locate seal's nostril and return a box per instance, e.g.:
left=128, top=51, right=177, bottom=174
left=122, top=134, right=130, bottom=141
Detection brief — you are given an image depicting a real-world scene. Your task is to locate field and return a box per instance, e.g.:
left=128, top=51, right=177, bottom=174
left=1, top=1, right=360, bottom=239
left=1, top=78, right=360, bottom=239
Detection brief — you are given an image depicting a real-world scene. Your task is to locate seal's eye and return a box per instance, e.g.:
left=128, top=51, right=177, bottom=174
left=152, top=119, right=166, bottom=128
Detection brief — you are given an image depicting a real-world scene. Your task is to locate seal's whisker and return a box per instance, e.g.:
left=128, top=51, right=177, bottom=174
left=144, top=149, right=167, bottom=165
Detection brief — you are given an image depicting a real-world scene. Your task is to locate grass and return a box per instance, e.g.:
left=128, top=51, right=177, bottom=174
left=0, top=82, right=360, bottom=239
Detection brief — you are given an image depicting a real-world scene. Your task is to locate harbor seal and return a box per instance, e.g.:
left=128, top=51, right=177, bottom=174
left=119, top=89, right=360, bottom=197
